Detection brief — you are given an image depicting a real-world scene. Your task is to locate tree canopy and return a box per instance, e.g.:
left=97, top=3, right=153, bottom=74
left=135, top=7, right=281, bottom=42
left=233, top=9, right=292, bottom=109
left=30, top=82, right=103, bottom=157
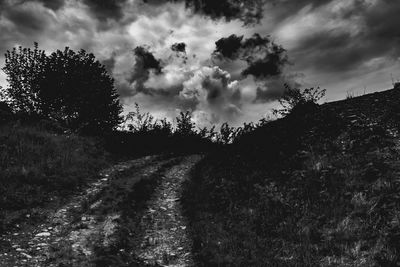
left=1, top=44, right=122, bottom=134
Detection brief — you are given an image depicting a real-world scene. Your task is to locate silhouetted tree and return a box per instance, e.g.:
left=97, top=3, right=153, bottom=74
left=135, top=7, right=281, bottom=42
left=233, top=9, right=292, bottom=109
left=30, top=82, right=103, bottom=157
left=36, top=47, right=122, bottom=134
left=2, top=43, right=47, bottom=114
left=175, top=111, right=196, bottom=136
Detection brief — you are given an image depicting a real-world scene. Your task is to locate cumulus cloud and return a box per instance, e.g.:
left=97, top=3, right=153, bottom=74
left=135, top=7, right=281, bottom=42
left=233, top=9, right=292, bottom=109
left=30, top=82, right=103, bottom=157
left=123, top=48, right=246, bottom=125
left=110, top=46, right=164, bottom=98
left=178, top=66, right=242, bottom=125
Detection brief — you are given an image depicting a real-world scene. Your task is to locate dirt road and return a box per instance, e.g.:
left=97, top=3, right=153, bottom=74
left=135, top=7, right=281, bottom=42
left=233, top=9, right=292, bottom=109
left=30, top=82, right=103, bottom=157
left=0, top=154, right=201, bottom=266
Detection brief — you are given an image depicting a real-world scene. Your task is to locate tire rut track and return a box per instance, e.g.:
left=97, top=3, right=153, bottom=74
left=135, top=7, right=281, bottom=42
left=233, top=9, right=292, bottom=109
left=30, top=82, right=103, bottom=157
left=0, top=155, right=170, bottom=266
left=135, top=155, right=202, bottom=267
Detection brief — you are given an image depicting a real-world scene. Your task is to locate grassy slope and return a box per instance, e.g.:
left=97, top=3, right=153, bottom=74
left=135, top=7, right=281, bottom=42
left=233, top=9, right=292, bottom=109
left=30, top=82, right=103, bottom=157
left=0, top=121, right=108, bottom=231
left=183, top=88, right=400, bottom=266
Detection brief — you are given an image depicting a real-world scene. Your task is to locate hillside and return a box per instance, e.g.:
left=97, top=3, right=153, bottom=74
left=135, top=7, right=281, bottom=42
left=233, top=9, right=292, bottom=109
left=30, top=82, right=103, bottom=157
left=182, top=87, right=400, bottom=266
left=0, top=119, right=108, bottom=233
left=324, top=86, right=400, bottom=128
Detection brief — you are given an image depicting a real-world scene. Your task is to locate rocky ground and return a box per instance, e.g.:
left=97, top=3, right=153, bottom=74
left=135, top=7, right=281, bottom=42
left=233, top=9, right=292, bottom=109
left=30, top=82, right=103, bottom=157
left=0, top=154, right=201, bottom=266
left=136, top=156, right=200, bottom=266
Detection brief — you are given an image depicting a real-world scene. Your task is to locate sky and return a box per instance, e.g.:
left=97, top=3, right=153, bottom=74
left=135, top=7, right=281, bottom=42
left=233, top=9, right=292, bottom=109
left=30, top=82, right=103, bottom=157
left=0, top=0, right=399, bottom=127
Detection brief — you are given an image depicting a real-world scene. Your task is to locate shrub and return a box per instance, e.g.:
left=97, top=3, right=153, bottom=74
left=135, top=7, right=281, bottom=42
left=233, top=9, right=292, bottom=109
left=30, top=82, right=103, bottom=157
left=124, top=103, right=158, bottom=133
left=273, top=84, right=326, bottom=116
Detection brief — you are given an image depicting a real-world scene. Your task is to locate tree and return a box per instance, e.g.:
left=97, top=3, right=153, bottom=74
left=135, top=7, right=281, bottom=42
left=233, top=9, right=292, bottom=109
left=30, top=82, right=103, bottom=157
left=2, top=44, right=122, bottom=133
left=218, top=122, right=237, bottom=144
left=37, top=47, right=122, bottom=133
left=175, top=111, right=196, bottom=136
left=2, top=43, right=47, bottom=114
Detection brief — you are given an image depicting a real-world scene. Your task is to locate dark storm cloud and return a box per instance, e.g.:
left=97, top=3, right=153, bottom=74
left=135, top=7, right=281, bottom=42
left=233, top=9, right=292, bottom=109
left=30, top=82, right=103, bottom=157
left=213, top=34, right=289, bottom=79
left=363, top=0, right=400, bottom=56
left=32, top=0, right=65, bottom=10
left=241, top=35, right=288, bottom=78
left=183, top=0, right=265, bottom=25
left=2, top=5, right=49, bottom=34
left=171, top=42, right=186, bottom=53
left=130, top=46, right=163, bottom=94
left=133, top=46, right=162, bottom=75
left=0, top=0, right=65, bottom=14
left=2, top=0, right=126, bottom=21
left=83, top=0, right=128, bottom=20
left=214, top=35, right=243, bottom=59
left=0, top=0, right=65, bottom=11
left=144, top=0, right=266, bottom=24
left=266, top=0, right=334, bottom=21
left=170, top=42, right=188, bottom=63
